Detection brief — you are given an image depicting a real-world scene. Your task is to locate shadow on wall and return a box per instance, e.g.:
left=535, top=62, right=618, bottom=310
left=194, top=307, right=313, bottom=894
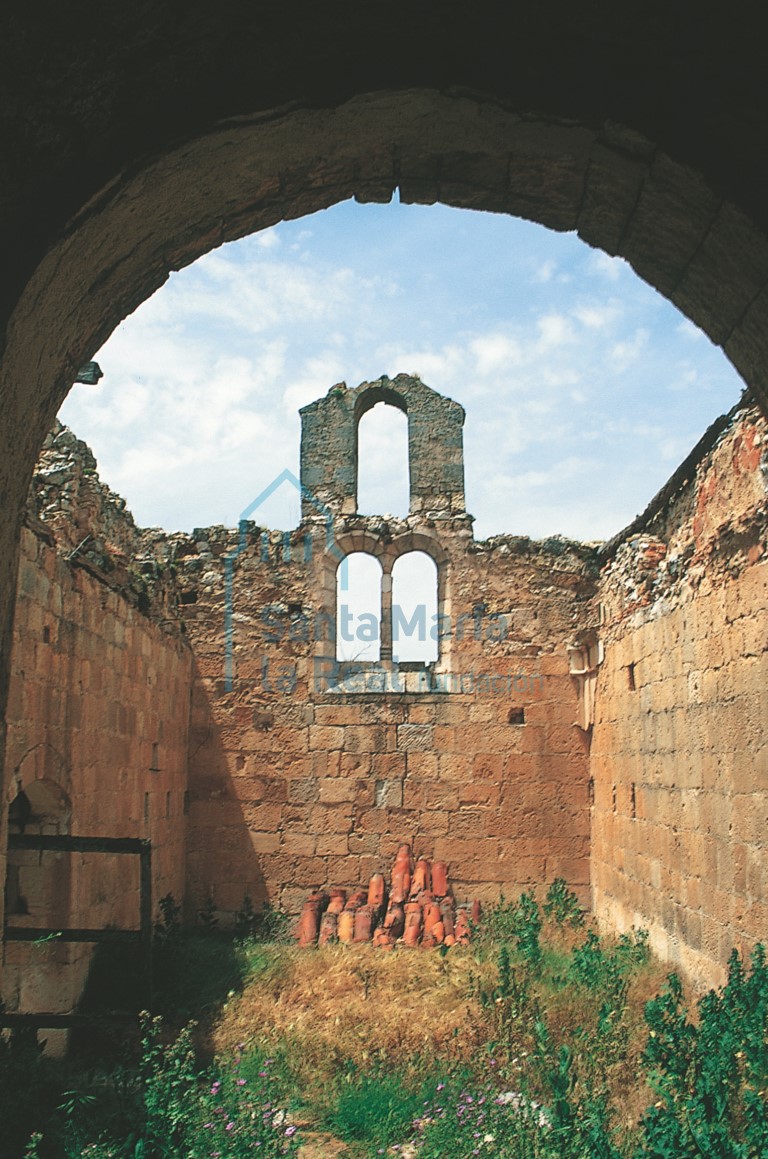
left=185, top=663, right=269, bottom=925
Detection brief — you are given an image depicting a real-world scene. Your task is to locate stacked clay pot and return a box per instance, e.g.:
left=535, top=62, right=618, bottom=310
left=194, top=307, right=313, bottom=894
left=390, top=844, right=412, bottom=903
left=294, top=844, right=480, bottom=949
left=295, top=890, right=328, bottom=947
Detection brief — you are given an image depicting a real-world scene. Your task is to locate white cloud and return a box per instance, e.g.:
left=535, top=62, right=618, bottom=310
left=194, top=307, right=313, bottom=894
left=534, top=259, right=556, bottom=283
left=469, top=333, right=523, bottom=376
left=676, top=318, right=705, bottom=341
left=667, top=366, right=700, bottom=393
left=572, top=302, right=621, bottom=330
left=255, top=228, right=281, bottom=249
left=609, top=328, right=649, bottom=371
left=58, top=201, right=742, bottom=541
left=536, top=313, right=576, bottom=348
left=587, top=251, right=626, bottom=282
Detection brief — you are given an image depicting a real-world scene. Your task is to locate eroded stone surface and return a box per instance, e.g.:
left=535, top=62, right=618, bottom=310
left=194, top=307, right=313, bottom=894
left=592, top=405, right=768, bottom=984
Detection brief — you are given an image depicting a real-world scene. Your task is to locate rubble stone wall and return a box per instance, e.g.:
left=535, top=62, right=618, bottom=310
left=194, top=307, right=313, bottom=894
left=299, top=374, right=467, bottom=518
left=592, top=406, right=768, bottom=985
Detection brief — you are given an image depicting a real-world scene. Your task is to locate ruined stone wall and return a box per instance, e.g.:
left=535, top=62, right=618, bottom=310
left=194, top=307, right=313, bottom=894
left=300, top=375, right=466, bottom=519
left=178, top=517, right=597, bottom=922
left=2, top=432, right=192, bottom=1031
left=592, top=405, right=768, bottom=987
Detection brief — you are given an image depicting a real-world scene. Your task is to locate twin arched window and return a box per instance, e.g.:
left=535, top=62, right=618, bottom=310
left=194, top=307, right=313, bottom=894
left=336, top=550, right=439, bottom=664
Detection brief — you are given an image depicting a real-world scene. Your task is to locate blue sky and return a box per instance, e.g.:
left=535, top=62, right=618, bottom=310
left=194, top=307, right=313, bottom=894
left=59, top=199, right=744, bottom=542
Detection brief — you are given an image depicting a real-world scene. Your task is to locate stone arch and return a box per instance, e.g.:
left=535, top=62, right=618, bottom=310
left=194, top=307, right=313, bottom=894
left=8, top=743, right=71, bottom=804
left=320, top=530, right=452, bottom=675
left=3, top=775, right=75, bottom=1051
left=4, top=92, right=768, bottom=715
left=391, top=550, right=440, bottom=665
left=5, top=770, right=72, bottom=923
left=335, top=550, right=383, bottom=662
left=354, top=391, right=411, bottom=519
left=300, top=371, right=466, bottom=518
left=3, top=18, right=768, bottom=947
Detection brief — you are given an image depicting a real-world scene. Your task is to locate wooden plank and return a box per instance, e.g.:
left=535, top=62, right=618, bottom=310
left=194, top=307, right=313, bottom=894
left=7, top=834, right=149, bottom=855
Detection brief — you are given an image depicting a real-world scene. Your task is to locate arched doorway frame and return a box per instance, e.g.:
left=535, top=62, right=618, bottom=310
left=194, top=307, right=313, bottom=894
left=2, top=86, right=768, bottom=939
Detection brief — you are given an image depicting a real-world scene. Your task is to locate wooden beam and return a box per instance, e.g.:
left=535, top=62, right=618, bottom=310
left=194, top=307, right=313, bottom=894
left=7, top=834, right=149, bottom=855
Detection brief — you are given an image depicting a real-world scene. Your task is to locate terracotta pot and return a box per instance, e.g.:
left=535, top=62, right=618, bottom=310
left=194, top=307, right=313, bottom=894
left=403, top=904, right=423, bottom=947
left=394, top=843, right=413, bottom=871
left=354, top=904, right=374, bottom=943
left=410, top=858, right=431, bottom=896
left=423, top=902, right=441, bottom=937
left=432, top=861, right=449, bottom=897
left=471, top=899, right=482, bottom=924
left=367, top=873, right=386, bottom=910
left=318, top=911, right=338, bottom=946
left=392, top=847, right=412, bottom=896
left=327, top=891, right=346, bottom=915
left=337, top=909, right=355, bottom=943
left=390, top=870, right=409, bottom=903
left=383, top=901, right=405, bottom=939
left=296, top=900, right=321, bottom=947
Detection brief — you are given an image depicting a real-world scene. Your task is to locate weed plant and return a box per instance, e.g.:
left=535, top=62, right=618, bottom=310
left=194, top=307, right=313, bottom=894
left=639, top=945, right=768, bottom=1157
left=324, top=1063, right=447, bottom=1154
left=6, top=883, right=768, bottom=1158
left=18, top=1016, right=301, bottom=1158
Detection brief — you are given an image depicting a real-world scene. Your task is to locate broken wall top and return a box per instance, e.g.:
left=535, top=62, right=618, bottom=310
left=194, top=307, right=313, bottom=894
left=299, top=374, right=466, bottom=521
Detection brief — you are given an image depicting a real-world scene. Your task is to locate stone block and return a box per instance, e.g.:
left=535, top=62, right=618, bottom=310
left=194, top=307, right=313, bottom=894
left=458, top=780, right=501, bottom=806
left=281, top=832, right=318, bottom=856
left=249, top=831, right=281, bottom=854
left=308, top=725, right=344, bottom=751
left=309, top=804, right=354, bottom=834
left=396, top=723, right=434, bottom=750
left=343, top=724, right=390, bottom=752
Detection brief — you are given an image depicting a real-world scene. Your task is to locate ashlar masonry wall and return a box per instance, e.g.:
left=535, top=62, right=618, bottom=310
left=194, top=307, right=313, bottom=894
left=592, top=405, right=768, bottom=985
left=178, top=376, right=598, bottom=921
left=2, top=427, right=192, bottom=1035
left=179, top=524, right=596, bottom=919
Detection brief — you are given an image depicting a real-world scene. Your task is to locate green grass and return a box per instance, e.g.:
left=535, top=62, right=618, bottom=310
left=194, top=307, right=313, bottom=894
left=5, top=883, right=768, bottom=1158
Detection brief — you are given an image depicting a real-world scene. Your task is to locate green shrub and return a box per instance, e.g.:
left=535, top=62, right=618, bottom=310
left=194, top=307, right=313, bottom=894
left=638, top=945, right=768, bottom=1157
left=479, top=890, right=544, bottom=964
left=512, top=892, right=544, bottom=966
left=543, top=879, right=585, bottom=929
left=569, top=929, right=649, bottom=997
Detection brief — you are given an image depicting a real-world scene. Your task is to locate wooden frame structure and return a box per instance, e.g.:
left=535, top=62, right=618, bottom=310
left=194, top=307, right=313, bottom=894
left=0, top=833, right=152, bottom=1030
